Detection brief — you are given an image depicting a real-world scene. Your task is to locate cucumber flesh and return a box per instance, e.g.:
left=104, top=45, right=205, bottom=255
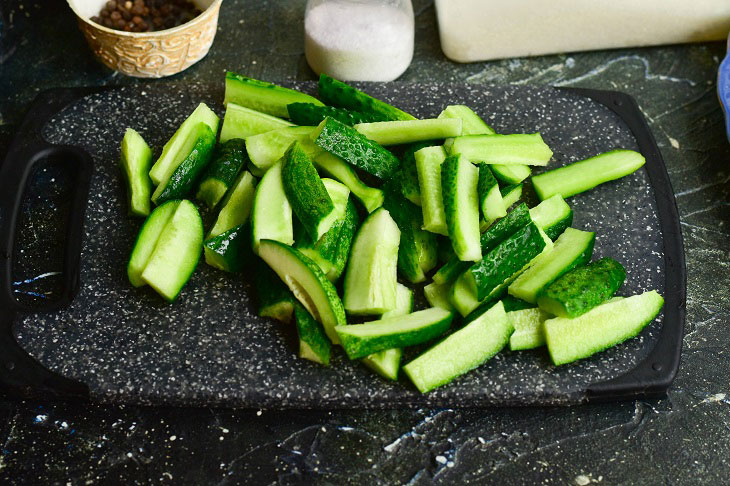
left=415, top=145, right=448, bottom=235
left=500, top=184, right=523, bottom=210
left=204, top=223, right=252, bottom=273
left=294, top=304, right=332, bottom=366
left=544, top=291, right=664, bottom=365
left=287, top=102, right=387, bottom=126
left=127, top=200, right=179, bottom=287
left=246, top=126, right=315, bottom=174
left=343, top=208, right=401, bottom=315
left=491, top=164, right=531, bottom=185
left=336, top=307, right=454, bottom=360
left=219, top=103, right=293, bottom=142
left=450, top=134, right=553, bottom=166
left=120, top=128, right=153, bottom=217
left=437, top=105, right=495, bottom=135
left=208, top=171, right=257, bottom=238
left=140, top=200, right=203, bottom=302
left=224, top=72, right=323, bottom=119
left=381, top=283, right=414, bottom=318
left=354, top=119, right=462, bottom=146
left=318, top=73, right=415, bottom=121
left=313, top=151, right=384, bottom=213
left=251, top=162, right=294, bottom=254
left=404, top=301, right=511, bottom=393
left=149, top=103, right=219, bottom=185
left=441, top=154, right=482, bottom=262
left=532, top=150, right=646, bottom=200
left=477, top=164, right=506, bottom=222
left=529, top=194, right=573, bottom=241
left=423, top=281, right=456, bottom=312
left=254, top=259, right=295, bottom=324
left=396, top=141, right=435, bottom=206
left=508, top=308, right=550, bottom=351
left=196, top=139, right=247, bottom=209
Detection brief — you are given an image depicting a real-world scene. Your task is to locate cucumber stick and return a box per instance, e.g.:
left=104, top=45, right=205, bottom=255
left=120, top=128, right=153, bottom=217
left=336, top=308, right=454, bottom=360
left=529, top=194, right=573, bottom=241
left=544, top=291, right=664, bottom=365
left=196, top=139, right=247, bottom=209
left=450, top=134, right=553, bottom=166
left=537, top=257, right=626, bottom=318
left=204, top=223, right=252, bottom=273
left=441, top=154, right=482, bottom=262
left=288, top=102, right=387, bottom=126
left=224, top=72, right=323, bottom=119
left=219, top=103, right=293, bottom=143
left=396, top=141, right=435, bottom=206
left=509, top=308, right=550, bottom=351
left=313, top=151, right=384, bottom=213
left=318, top=73, right=415, bottom=121
left=491, top=164, right=532, bottom=185
left=343, top=208, right=401, bottom=315
left=477, top=164, right=506, bottom=222
left=149, top=103, right=219, bottom=185
left=404, top=301, right=511, bottom=393
left=500, top=184, right=523, bottom=210
left=415, top=145, right=448, bottom=235
left=246, top=126, right=315, bottom=174
left=254, top=259, right=295, bottom=324
left=127, top=201, right=179, bottom=287
left=208, top=171, right=257, bottom=238
left=438, top=105, right=495, bottom=135
left=258, top=240, right=347, bottom=343
left=354, top=119, right=462, bottom=146
left=509, top=228, right=595, bottom=303
left=251, top=161, right=293, bottom=254
left=424, top=281, right=456, bottom=312
left=532, top=150, right=646, bottom=200
left=294, top=304, right=332, bottom=366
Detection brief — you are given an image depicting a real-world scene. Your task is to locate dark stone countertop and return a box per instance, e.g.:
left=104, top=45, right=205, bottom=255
left=0, top=0, right=729, bottom=484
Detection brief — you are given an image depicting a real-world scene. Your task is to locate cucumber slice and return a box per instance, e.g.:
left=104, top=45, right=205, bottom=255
left=120, top=128, right=153, bottom=217
left=251, top=162, right=294, bottom=254
left=258, top=240, right=347, bottom=343
left=395, top=141, right=435, bottom=206
left=246, top=126, right=315, bottom=174
left=414, top=145, right=448, bottom=235
left=508, top=308, right=550, bottom=351
left=336, top=308, right=454, bottom=360
left=529, top=194, right=573, bottom=240
left=532, top=150, right=646, bottom=200
left=318, top=73, right=415, bottom=121
left=500, top=184, right=523, bottom=210
left=208, top=171, right=257, bottom=238
left=491, top=164, right=532, bottom=185
left=149, top=103, right=219, bottom=185
left=537, top=257, right=626, bottom=318
left=437, top=105, right=495, bottom=135
left=312, top=117, right=400, bottom=179
left=423, top=281, right=456, bottom=312
left=382, top=190, right=437, bottom=284
left=203, top=222, right=252, bottom=273
left=354, top=119, right=462, bottom=146
left=224, top=72, right=323, bottom=119
left=501, top=295, right=536, bottom=312
left=313, top=151, right=384, bottom=213
left=509, top=228, right=595, bottom=303
left=127, top=200, right=180, bottom=287
left=152, top=123, right=216, bottom=205
left=343, top=208, right=400, bottom=315
left=441, top=154, right=482, bottom=262
left=219, top=103, right=294, bottom=143
left=477, top=164, right=506, bottom=222
left=404, top=301, right=511, bottom=393
left=287, top=102, right=386, bottom=126
left=254, top=259, right=295, bottom=324
left=450, top=134, right=553, bottom=166
left=196, top=139, right=247, bottom=209
left=294, top=304, right=332, bottom=366
left=140, top=200, right=204, bottom=302
left=544, top=291, right=664, bottom=365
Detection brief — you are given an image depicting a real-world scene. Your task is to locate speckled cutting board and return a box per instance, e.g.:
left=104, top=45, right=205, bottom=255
left=9, top=82, right=681, bottom=408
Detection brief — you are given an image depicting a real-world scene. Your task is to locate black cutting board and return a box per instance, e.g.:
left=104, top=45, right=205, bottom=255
left=0, top=82, right=685, bottom=408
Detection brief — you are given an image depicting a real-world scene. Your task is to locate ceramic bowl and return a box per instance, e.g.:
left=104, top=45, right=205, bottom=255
left=66, top=0, right=222, bottom=78
left=719, top=33, right=730, bottom=142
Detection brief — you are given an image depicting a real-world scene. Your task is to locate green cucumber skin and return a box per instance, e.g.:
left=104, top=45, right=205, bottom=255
left=441, top=154, right=482, bottom=262
left=501, top=295, right=536, bottom=312
left=196, top=139, right=247, bottom=208
left=500, top=184, right=523, bottom=210
left=469, top=221, right=547, bottom=301
left=532, top=149, right=646, bottom=200
left=508, top=308, right=549, bottom=351
left=491, top=164, right=531, bottom=185
left=153, top=124, right=216, bottom=205
left=127, top=200, right=180, bottom=287
left=544, top=291, right=664, bottom=366
left=537, top=257, right=627, bottom=318
left=254, top=259, right=295, bottom=324
left=224, top=72, right=323, bottom=119
left=450, top=133, right=553, bottom=166
left=313, top=152, right=384, bottom=213
left=396, top=141, right=437, bottom=206
left=477, top=164, right=506, bottom=221
left=313, top=117, right=401, bottom=179
left=219, top=103, right=294, bottom=142
left=282, top=142, right=335, bottom=240
left=120, top=128, right=153, bottom=217
left=404, top=301, right=511, bottom=393
left=287, top=102, right=386, bottom=126
left=362, top=348, right=402, bottom=381
left=318, top=74, right=415, bottom=121
left=294, top=304, right=332, bottom=366
left=203, top=223, right=252, bottom=273
left=437, top=105, right=495, bottom=135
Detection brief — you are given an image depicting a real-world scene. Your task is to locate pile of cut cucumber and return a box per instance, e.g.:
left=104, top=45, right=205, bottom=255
left=119, top=72, right=664, bottom=393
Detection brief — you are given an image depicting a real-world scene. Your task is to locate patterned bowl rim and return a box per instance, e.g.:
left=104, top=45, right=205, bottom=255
left=66, top=0, right=223, bottom=38
left=719, top=33, right=730, bottom=142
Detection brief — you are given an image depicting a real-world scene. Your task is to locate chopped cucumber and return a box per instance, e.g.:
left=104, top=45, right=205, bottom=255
left=294, top=304, right=332, bottom=366
left=204, top=223, right=252, bottom=273
left=477, top=164, right=506, bottom=222
left=508, top=308, right=549, bottom=351
left=500, top=184, right=523, bottom=210
left=343, top=208, right=400, bottom=315
left=491, top=164, right=532, bottom=185
left=395, top=141, right=435, bottom=206
left=246, top=126, right=315, bottom=174
left=258, top=240, right=347, bottom=343
left=437, top=105, right=495, bottom=135
left=313, top=151, right=384, bottom=213
left=501, top=294, right=536, bottom=312
left=208, top=171, right=257, bottom=238
left=196, top=139, right=247, bottom=209
left=414, top=145, right=448, bottom=235
left=149, top=103, right=219, bottom=185
left=336, top=307, right=454, bottom=360
left=120, top=128, right=153, bottom=217
left=219, top=103, right=293, bottom=142
left=450, top=133, right=553, bottom=166
left=254, top=259, right=295, bottom=324
left=544, top=291, right=664, bottom=365
left=532, top=149, right=646, bottom=200
left=529, top=194, right=573, bottom=240
left=509, top=228, right=595, bottom=303
left=127, top=200, right=179, bottom=287
left=441, top=154, right=482, bottom=262
left=537, top=257, right=626, bottom=318
left=224, top=72, right=323, bottom=119
left=140, top=200, right=203, bottom=302
left=382, top=284, right=415, bottom=318
left=251, top=162, right=293, bottom=254
left=423, top=281, right=456, bottom=312
left=404, top=301, right=511, bottom=393
left=313, top=117, right=400, bottom=179
left=287, top=102, right=386, bottom=126
left=318, top=73, right=415, bottom=121
left=354, top=119, right=462, bottom=146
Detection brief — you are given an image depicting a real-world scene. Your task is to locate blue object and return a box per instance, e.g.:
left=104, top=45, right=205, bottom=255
left=719, top=33, right=730, bottom=142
